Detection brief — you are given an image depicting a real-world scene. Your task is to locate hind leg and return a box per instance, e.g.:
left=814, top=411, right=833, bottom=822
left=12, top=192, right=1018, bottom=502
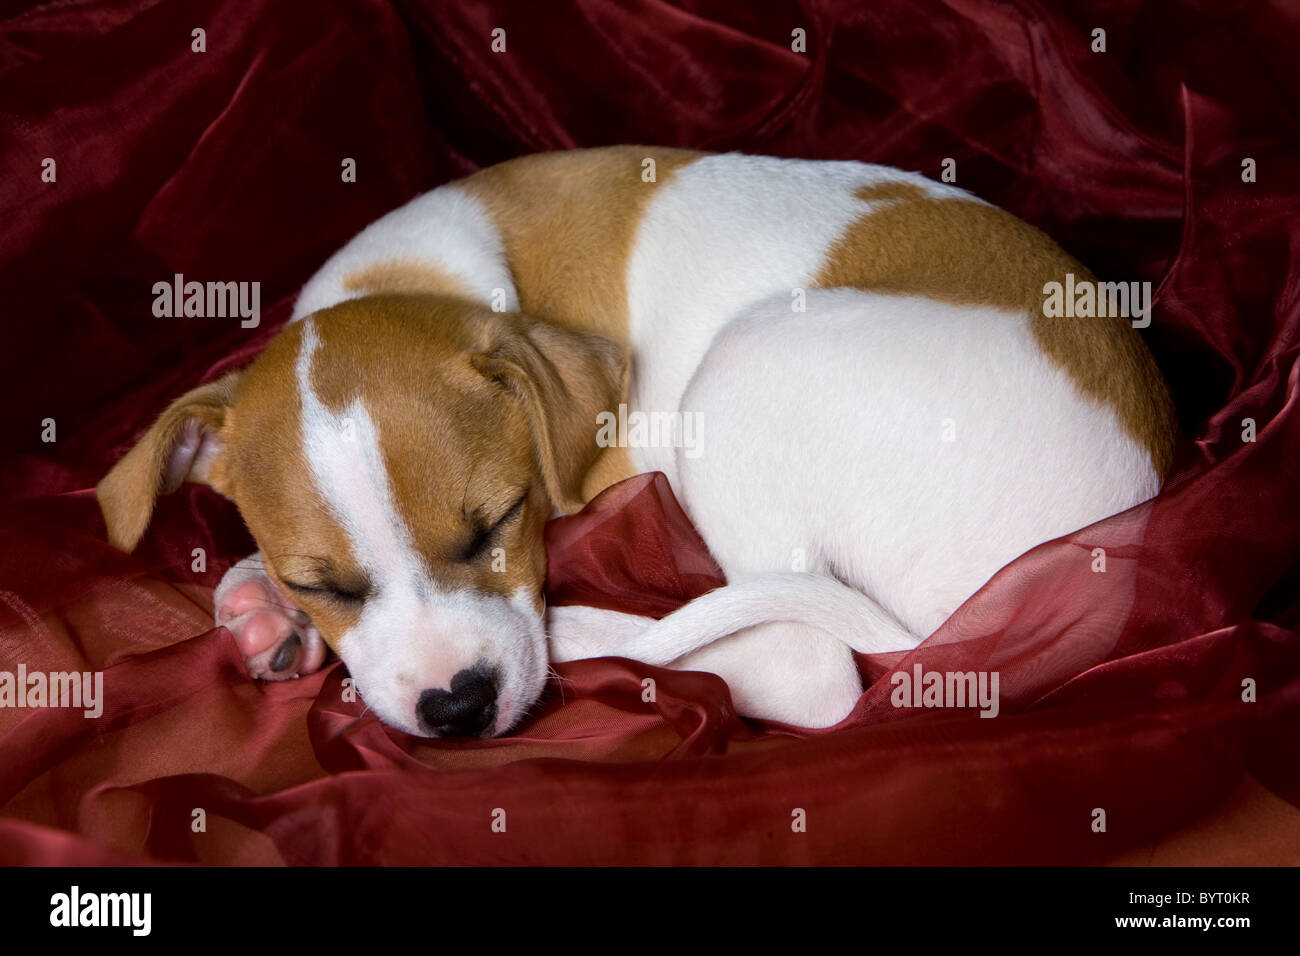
left=548, top=605, right=862, bottom=727
left=674, top=620, right=862, bottom=727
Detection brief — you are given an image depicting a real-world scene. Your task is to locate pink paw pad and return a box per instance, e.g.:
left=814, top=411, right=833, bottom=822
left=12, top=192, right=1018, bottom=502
left=214, top=571, right=329, bottom=681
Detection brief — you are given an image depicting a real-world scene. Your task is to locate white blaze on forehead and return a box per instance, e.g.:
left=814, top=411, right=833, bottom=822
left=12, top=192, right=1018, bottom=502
left=295, top=319, right=423, bottom=587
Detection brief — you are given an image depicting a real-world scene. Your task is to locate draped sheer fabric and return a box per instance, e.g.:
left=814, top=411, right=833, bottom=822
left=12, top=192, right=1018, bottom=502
left=0, top=0, right=1296, bottom=864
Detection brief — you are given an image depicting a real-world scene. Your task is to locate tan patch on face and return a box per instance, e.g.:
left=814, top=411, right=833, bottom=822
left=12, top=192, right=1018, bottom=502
left=342, top=258, right=473, bottom=301
left=270, top=296, right=610, bottom=623
left=458, top=145, right=706, bottom=349
left=310, top=301, right=550, bottom=611
left=218, top=290, right=629, bottom=650
left=815, top=186, right=1176, bottom=474
left=219, top=323, right=367, bottom=648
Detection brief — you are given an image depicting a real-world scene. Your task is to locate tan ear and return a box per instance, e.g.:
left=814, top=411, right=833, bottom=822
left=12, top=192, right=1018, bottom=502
left=96, top=371, right=241, bottom=552
left=471, top=318, right=627, bottom=513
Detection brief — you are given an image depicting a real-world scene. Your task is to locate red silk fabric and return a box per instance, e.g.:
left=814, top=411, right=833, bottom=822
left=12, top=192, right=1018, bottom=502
left=1, top=0, right=1298, bottom=864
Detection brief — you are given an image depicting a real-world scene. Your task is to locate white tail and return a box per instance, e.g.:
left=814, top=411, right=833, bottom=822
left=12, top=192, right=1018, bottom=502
left=613, top=572, right=922, bottom=665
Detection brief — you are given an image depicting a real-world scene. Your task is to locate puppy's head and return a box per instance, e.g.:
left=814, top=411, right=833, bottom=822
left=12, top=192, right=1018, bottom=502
left=98, top=294, right=625, bottom=737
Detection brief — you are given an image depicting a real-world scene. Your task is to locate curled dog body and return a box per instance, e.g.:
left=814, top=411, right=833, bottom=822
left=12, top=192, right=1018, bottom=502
left=99, top=148, right=1175, bottom=736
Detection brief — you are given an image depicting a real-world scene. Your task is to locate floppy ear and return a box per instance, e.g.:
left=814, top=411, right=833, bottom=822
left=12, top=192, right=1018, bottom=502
left=471, top=318, right=627, bottom=513
left=96, top=371, right=241, bottom=552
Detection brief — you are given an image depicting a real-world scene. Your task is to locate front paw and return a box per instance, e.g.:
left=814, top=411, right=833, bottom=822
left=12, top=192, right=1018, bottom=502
left=213, top=557, right=329, bottom=680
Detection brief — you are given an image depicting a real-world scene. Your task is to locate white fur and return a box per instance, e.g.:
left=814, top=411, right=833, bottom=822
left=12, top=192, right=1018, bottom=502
left=672, top=289, right=1158, bottom=636
left=218, top=150, right=1161, bottom=733
left=547, top=289, right=1158, bottom=725
left=624, top=154, right=969, bottom=485
left=548, top=573, right=909, bottom=727
left=292, top=186, right=519, bottom=320
left=550, top=285, right=1157, bottom=726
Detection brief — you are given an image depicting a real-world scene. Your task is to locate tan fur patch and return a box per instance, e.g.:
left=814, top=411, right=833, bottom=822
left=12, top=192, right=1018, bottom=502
left=580, top=445, right=636, bottom=502
left=458, top=145, right=705, bottom=347
left=461, top=146, right=704, bottom=499
left=816, top=186, right=1176, bottom=474
left=341, top=259, right=474, bottom=301
left=219, top=322, right=367, bottom=646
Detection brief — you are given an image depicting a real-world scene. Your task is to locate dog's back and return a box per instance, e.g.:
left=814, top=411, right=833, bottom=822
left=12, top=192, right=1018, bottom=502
left=297, top=147, right=1174, bottom=491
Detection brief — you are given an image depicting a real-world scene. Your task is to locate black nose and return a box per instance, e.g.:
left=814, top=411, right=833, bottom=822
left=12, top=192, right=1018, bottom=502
left=417, top=668, right=498, bottom=736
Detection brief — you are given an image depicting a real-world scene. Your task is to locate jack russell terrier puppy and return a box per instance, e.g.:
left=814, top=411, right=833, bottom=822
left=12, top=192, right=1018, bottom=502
left=98, top=147, right=1175, bottom=737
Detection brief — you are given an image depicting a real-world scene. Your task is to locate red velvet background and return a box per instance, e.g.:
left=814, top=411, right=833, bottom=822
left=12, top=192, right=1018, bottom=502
left=1, top=0, right=1298, bottom=864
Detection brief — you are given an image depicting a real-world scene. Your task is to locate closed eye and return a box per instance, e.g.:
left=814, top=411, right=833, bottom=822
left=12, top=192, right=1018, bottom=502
left=282, top=579, right=370, bottom=604
left=461, top=492, right=527, bottom=562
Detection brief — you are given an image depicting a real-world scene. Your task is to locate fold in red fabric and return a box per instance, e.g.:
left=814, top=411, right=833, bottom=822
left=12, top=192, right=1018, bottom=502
left=1, top=0, right=1298, bottom=864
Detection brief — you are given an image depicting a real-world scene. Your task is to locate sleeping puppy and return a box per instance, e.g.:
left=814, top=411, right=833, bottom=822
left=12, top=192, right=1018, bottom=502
left=97, top=147, right=1176, bottom=737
